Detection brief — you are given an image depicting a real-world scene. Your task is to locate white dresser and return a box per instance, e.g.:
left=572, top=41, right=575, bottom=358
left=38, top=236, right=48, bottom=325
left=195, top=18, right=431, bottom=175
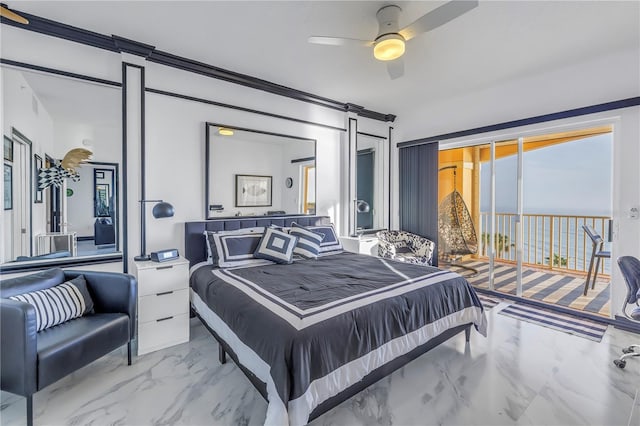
left=133, top=257, right=190, bottom=355
left=339, top=235, right=379, bottom=256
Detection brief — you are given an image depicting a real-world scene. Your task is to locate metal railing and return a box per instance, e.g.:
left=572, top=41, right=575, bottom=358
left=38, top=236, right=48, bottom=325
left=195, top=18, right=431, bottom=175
left=478, top=213, right=611, bottom=276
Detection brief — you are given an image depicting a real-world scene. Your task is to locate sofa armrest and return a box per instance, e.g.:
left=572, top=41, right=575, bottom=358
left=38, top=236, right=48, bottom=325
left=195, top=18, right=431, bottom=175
left=64, top=271, right=137, bottom=339
left=411, top=238, right=435, bottom=261
left=377, top=239, right=397, bottom=258
left=0, top=298, right=37, bottom=396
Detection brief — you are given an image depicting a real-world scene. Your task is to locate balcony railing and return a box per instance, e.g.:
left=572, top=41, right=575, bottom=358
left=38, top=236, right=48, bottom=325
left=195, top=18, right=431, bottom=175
left=478, top=213, right=611, bottom=276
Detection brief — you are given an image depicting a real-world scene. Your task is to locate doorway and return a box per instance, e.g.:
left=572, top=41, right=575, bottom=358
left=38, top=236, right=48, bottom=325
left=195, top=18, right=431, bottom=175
left=439, top=125, right=613, bottom=317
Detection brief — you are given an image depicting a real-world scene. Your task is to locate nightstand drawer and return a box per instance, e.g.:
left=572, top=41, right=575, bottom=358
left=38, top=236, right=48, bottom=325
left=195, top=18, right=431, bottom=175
left=138, top=313, right=189, bottom=355
left=138, top=288, right=189, bottom=323
left=137, top=262, right=188, bottom=296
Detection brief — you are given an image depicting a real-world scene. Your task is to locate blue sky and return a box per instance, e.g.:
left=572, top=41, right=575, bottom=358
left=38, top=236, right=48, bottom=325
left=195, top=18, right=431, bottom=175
left=480, top=134, right=612, bottom=216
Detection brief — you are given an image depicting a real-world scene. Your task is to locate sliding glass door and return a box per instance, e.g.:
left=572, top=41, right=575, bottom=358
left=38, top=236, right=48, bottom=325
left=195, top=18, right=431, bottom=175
left=439, top=125, right=613, bottom=316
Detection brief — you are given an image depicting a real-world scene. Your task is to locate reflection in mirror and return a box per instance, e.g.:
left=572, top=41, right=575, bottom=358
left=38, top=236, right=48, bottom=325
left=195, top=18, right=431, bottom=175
left=355, top=133, right=387, bottom=234
left=206, top=124, right=316, bottom=218
left=1, top=66, right=121, bottom=266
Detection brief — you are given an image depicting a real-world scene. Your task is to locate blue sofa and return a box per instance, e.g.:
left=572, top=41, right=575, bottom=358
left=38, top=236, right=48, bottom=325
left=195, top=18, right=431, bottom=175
left=0, top=268, right=137, bottom=426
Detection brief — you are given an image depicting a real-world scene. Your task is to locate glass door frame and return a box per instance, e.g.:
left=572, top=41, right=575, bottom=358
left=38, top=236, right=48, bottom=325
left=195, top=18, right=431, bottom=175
left=440, top=116, right=618, bottom=306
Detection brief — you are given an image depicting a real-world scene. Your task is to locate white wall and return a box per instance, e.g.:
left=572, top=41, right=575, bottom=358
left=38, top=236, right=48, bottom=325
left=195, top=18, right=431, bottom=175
left=1, top=68, right=55, bottom=263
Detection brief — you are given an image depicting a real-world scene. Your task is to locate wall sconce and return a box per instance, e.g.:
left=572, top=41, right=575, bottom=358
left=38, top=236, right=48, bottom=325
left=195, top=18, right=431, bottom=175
left=134, top=199, right=175, bottom=261
left=356, top=199, right=371, bottom=213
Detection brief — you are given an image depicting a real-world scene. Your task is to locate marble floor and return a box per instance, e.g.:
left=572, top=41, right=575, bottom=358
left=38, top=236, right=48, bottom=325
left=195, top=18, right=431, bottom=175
left=1, top=302, right=639, bottom=426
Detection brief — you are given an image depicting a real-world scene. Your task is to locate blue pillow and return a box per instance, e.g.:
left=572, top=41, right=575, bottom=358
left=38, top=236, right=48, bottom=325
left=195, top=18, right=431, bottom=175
left=210, top=230, right=273, bottom=268
left=204, top=227, right=267, bottom=267
left=254, top=228, right=298, bottom=264
left=290, top=222, right=324, bottom=259
left=307, top=224, right=343, bottom=255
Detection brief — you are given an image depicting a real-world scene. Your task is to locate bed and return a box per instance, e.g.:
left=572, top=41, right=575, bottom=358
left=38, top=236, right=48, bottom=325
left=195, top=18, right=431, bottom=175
left=185, top=215, right=487, bottom=426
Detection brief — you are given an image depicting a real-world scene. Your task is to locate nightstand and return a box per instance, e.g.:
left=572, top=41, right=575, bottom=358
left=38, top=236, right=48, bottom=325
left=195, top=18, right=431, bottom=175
left=339, top=235, right=379, bottom=256
left=133, top=256, right=190, bottom=355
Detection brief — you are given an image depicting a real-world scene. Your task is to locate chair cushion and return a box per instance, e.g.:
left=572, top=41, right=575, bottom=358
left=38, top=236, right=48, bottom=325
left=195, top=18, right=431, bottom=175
left=9, top=276, right=94, bottom=332
left=394, top=253, right=431, bottom=265
left=37, top=313, right=129, bottom=389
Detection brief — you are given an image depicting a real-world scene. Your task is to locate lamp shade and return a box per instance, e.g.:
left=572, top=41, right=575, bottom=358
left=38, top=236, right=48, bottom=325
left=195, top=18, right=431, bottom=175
left=356, top=200, right=370, bottom=213
left=152, top=201, right=175, bottom=218
left=373, top=34, right=405, bottom=61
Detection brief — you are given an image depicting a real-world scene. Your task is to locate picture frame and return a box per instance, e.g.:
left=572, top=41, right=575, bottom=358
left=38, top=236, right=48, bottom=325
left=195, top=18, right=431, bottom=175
left=3, top=136, right=12, bottom=162
left=95, top=170, right=105, bottom=179
left=34, top=154, right=43, bottom=203
left=235, top=174, right=272, bottom=207
left=4, top=163, right=12, bottom=210
left=95, top=183, right=110, bottom=217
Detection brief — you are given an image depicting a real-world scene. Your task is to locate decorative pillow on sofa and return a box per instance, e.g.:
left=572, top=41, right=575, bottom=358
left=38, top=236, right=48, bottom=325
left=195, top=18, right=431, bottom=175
left=305, top=224, right=343, bottom=256
left=204, top=227, right=268, bottom=267
left=9, top=275, right=94, bottom=332
left=254, top=227, right=298, bottom=264
left=290, top=222, right=324, bottom=259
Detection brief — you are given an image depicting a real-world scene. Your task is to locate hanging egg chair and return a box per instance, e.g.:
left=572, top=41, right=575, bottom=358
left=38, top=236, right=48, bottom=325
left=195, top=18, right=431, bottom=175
left=438, top=166, right=478, bottom=275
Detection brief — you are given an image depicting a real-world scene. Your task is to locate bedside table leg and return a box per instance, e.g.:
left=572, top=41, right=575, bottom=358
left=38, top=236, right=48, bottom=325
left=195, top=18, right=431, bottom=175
left=127, top=342, right=132, bottom=365
left=219, top=344, right=227, bottom=364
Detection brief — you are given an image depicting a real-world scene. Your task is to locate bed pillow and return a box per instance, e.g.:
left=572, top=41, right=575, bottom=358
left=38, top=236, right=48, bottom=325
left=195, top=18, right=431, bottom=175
left=290, top=222, right=324, bottom=259
left=254, top=227, right=298, bottom=264
left=207, top=228, right=273, bottom=268
left=204, top=227, right=265, bottom=266
left=9, top=275, right=94, bottom=332
left=306, top=224, right=343, bottom=255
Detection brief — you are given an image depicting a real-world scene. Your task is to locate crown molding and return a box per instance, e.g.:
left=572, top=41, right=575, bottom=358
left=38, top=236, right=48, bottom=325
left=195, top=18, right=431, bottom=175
left=2, top=7, right=397, bottom=122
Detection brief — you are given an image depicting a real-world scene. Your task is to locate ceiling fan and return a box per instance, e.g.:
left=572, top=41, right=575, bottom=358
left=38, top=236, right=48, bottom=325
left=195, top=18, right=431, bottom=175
left=0, top=3, right=29, bottom=24
left=308, top=1, right=478, bottom=79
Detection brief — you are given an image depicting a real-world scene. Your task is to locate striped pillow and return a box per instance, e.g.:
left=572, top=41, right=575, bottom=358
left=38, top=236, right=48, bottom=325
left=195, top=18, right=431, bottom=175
left=306, top=224, right=344, bottom=255
left=290, top=222, right=324, bottom=259
left=254, top=228, right=298, bottom=264
left=9, top=276, right=94, bottom=332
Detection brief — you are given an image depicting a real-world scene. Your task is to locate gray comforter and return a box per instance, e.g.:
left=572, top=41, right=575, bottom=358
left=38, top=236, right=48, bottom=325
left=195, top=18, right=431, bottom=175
left=190, top=252, right=487, bottom=426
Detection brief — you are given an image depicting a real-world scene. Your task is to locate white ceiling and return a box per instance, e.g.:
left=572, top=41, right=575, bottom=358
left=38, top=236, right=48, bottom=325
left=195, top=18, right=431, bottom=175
left=7, top=1, right=640, bottom=119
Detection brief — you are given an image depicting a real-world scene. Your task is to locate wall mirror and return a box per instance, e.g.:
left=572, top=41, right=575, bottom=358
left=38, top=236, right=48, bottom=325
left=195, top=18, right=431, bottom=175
left=205, top=123, right=316, bottom=219
left=1, top=66, right=122, bottom=267
left=351, top=132, right=389, bottom=235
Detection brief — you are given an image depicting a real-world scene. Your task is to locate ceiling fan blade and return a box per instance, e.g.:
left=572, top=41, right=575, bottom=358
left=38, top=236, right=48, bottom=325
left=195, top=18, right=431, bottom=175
left=399, top=0, right=477, bottom=41
left=308, top=36, right=374, bottom=48
left=387, top=58, right=405, bottom=80
left=0, top=5, right=29, bottom=24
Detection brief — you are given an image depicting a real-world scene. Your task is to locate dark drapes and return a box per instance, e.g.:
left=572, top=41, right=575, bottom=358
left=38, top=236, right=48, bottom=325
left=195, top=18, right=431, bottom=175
left=399, top=141, right=439, bottom=266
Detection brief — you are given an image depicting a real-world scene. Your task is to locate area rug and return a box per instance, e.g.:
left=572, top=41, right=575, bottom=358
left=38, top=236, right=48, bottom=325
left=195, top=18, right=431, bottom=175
left=498, top=303, right=607, bottom=342
left=476, top=294, right=503, bottom=310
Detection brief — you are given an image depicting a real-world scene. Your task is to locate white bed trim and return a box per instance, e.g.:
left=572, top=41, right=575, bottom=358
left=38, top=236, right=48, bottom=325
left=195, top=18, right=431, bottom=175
left=191, top=287, right=487, bottom=426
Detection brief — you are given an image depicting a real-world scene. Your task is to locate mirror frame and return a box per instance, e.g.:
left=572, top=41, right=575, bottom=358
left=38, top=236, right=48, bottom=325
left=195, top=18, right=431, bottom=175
left=1, top=64, right=124, bottom=272
left=349, top=129, right=391, bottom=236
left=204, top=122, right=317, bottom=219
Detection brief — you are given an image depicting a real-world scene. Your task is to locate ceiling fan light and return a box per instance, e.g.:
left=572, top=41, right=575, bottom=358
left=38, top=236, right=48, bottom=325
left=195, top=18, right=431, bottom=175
left=373, top=34, right=405, bottom=61
left=218, top=127, right=234, bottom=136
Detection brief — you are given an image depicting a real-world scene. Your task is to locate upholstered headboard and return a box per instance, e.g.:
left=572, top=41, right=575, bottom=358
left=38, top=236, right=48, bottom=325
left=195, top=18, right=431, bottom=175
left=184, top=215, right=331, bottom=267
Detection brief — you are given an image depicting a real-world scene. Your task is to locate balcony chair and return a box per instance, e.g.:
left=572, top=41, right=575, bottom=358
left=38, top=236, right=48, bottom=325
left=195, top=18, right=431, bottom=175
left=582, top=224, right=611, bottom=296
left=613, top=256, right=640, bottom=369
left=1, top=268, right=137, bottom=426
left=376, top=230, right=435, bottom=266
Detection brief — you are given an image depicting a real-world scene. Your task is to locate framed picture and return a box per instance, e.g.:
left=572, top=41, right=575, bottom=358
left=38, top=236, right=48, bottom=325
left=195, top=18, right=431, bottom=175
left=4, top=163, right=12, bottom=210
left=34, top=154, right=43, bottom=203
left=95, top=170, right=105, bottom=179
left=3, top=136, right=12, bottom=162
left=235, top=174, right=272, bottom=207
